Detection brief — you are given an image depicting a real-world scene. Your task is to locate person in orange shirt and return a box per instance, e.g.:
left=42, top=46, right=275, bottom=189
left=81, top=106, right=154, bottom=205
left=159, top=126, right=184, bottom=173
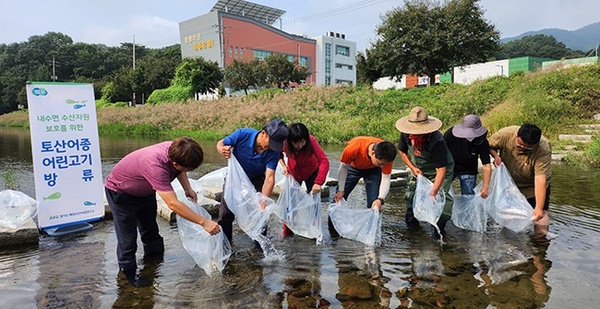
left=331, top=137, right=397, bottom=236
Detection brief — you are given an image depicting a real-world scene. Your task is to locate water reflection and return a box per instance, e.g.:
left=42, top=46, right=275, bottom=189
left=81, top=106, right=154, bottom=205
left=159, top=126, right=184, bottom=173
left=1, top=127, right=599, bottom=308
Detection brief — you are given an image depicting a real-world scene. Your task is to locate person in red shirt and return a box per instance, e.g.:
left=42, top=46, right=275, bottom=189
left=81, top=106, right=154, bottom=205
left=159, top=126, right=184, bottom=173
left=279, top=122, right=330, bottom=236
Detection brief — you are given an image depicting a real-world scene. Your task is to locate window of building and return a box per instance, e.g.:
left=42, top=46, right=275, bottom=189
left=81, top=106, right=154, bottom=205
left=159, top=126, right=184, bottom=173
left=253, top=50, right=272, bottom=61
left=335, top=63, right=353, bottom=70
left=234, top=47, right=238, bottom=58
left=335, top=80, right=353, bottom=86
left=240, top=48, right=244, bottom=58
left=335, top=45, right=350, bottom=56
left=299, top=56, right=308, bottom=67
left=229, top=46, right=233, bottom=57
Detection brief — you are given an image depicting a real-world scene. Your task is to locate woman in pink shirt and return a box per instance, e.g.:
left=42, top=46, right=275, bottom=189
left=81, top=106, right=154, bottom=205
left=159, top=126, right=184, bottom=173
left=279, top=123, right=330, bottom=236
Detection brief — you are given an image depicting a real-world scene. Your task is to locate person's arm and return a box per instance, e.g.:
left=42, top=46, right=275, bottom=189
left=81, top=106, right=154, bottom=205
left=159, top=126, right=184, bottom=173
left=177, top=172, right=197, bottom=202
left=532, top=174, right=547, bottom=222
left=311, top=136, right=330, bottom=187
left=431, top=166, right=446, bottom=197
left=156, top=190, right=220, bottom=235
left=399, top=151, right=422, bottom=176
left=371, top=173, right=391, bottom=210
left=278, top=157, right=288, bottom=176
left=216, top=139, right=231, bottom=158
left=480, top=163, right=492, bottom=198
left=262, top=167, right=276, bottom=197
left=334, top=162, right=349, bottom=202
left=489, top=149, right=501, bottom=167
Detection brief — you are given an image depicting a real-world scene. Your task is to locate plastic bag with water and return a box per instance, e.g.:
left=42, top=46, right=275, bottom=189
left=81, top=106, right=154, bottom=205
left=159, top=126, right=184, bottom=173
left=450, top=185, right=487, bottom=232
left=485, top=164, right=534, bottom=233
left=223, top=156, right=281, bottom=257
left=177, top=198, right=231, bottom=276
left=328, top=199, right=381, bottom=247
left=275, top=175, right=323, bottom=244
left=413, top=175, right=445, bottom=237
left=0, top=189, right=38, bottom=229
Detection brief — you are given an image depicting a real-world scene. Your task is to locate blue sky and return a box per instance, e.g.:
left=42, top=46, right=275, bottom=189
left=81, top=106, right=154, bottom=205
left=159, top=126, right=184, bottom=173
left=1, top=0, right=598, bottom=52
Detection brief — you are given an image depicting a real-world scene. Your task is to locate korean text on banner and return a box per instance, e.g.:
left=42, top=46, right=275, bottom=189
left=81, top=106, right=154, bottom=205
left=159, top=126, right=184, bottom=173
left=26, top=83, right=104, bottom=228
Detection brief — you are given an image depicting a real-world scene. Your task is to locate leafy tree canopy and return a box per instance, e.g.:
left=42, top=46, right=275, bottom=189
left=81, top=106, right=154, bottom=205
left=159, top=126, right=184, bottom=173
left=173, top=57, right=223, bottom=95
left=369, top=0, right=499, bottom=84
left=495, top=34, right=585, bottom=60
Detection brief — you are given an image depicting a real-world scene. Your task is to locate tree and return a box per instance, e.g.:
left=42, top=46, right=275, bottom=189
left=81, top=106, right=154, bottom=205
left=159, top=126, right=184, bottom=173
left=495, top=34, right=585, bottom=60
left=264, top=53, right=309, bottom=89
left=172, top=57, right=223, bottom=96
left=101, top=66, right=133, bottom=103
left=356, top=51, right=383, bottom=87
left=131, top=46, right=182, bottom=103
left=369, top=0, right=499, bottom=85
left=224, top=59, right=260, bottom=95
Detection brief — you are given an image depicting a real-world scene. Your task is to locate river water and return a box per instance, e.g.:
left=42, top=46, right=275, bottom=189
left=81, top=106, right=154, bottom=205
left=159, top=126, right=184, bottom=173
left=0, top=127, right=599, bottom=308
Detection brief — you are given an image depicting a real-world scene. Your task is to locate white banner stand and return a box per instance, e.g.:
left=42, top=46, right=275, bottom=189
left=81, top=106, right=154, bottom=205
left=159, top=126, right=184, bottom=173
left=26, top=82, right=104, bottom=236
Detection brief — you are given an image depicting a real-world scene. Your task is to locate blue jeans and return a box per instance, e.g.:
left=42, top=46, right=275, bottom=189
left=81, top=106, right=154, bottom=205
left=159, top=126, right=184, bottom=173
left=339, top=165, right=382, bottom=208
left=456, top=174, right=477, bottom=195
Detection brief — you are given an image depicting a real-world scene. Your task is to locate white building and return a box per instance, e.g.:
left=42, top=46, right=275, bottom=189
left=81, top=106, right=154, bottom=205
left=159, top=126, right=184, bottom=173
left=453, top=59, right=509, bottom=85
left=314, top=32, right=357, bottom=86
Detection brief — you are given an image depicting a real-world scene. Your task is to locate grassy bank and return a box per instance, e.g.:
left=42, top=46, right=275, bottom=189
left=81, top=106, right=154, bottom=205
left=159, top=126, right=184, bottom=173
left=2, top=63, right=599, bottom=165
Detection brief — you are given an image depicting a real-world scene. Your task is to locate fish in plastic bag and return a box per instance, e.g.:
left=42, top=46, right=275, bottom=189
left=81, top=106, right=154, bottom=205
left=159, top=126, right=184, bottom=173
left=413, top=175, right=445, bottom=239
left=276, top=175, right=323, bottom=244
left=484, top=164, right=533, bottom=233
left=177, top=198, right=232, bottom=276
left=223, top=156, right=282, bottom=258
left=450, top=185, right=487, bottom=232
left=0, top=190, right=38, bottom=230
left=328, top=199, right=381, bottom=247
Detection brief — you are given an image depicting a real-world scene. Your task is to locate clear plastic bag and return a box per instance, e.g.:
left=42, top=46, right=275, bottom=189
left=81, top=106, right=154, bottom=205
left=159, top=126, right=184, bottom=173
left=198, top=167, right=227, bottom=188
left=0, top=189, right=38, bottom=229
left=156, top=178, right=204, bottom=204
left=276, top=175, right=323, bottom=244
left=413, top=175, right=445, bottom=237
left=223, top=156, right=281, bottom=257
left=450, top=186, right=487, bottom=232
left=485, top=164, right=533, bottom=233
left=177, top=198, right=231, bottom=276
left=328, top=199, right=381, bottom=247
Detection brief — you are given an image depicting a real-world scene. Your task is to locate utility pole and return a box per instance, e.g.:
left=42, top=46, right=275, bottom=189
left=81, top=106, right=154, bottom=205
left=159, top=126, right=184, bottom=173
left=132, top=35, right=136, bottom=106
left=51, top=56, right=58, bottom=81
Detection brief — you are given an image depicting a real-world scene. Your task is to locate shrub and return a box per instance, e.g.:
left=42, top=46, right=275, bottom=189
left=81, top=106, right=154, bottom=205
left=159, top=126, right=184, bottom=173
left=147, top=85, right=193, bottom=104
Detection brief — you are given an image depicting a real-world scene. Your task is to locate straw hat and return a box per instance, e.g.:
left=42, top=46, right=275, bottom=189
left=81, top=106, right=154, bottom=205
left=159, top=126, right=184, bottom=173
left=452, top=114, right=487, bottom=138
left=395, top=106, right=442, bottom=134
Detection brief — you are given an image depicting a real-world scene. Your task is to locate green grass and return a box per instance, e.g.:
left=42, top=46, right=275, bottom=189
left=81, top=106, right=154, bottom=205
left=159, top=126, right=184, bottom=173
left=2, top=63, right=600, bottom=166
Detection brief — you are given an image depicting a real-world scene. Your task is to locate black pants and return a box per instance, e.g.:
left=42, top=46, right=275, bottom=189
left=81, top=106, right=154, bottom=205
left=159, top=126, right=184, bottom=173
left=105, top=187, right=164, bottom=271
left=217, top=175, right=266, bottom=243
left=526, top=184, right=551, bottom=211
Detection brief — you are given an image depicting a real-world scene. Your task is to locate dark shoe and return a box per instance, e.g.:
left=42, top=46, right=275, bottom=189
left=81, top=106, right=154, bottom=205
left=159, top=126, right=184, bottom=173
left=436, top=219, right=448, bottom=233
left=328, top=217, right=340, bottom=239
left=405, top=211, right=419, bottom=227
left=119, top=268, right=152, bottom=287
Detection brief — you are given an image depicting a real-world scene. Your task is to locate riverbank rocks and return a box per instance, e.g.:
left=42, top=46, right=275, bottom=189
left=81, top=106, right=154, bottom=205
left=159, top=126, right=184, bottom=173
left=0, top=218, right=39, bottom=247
